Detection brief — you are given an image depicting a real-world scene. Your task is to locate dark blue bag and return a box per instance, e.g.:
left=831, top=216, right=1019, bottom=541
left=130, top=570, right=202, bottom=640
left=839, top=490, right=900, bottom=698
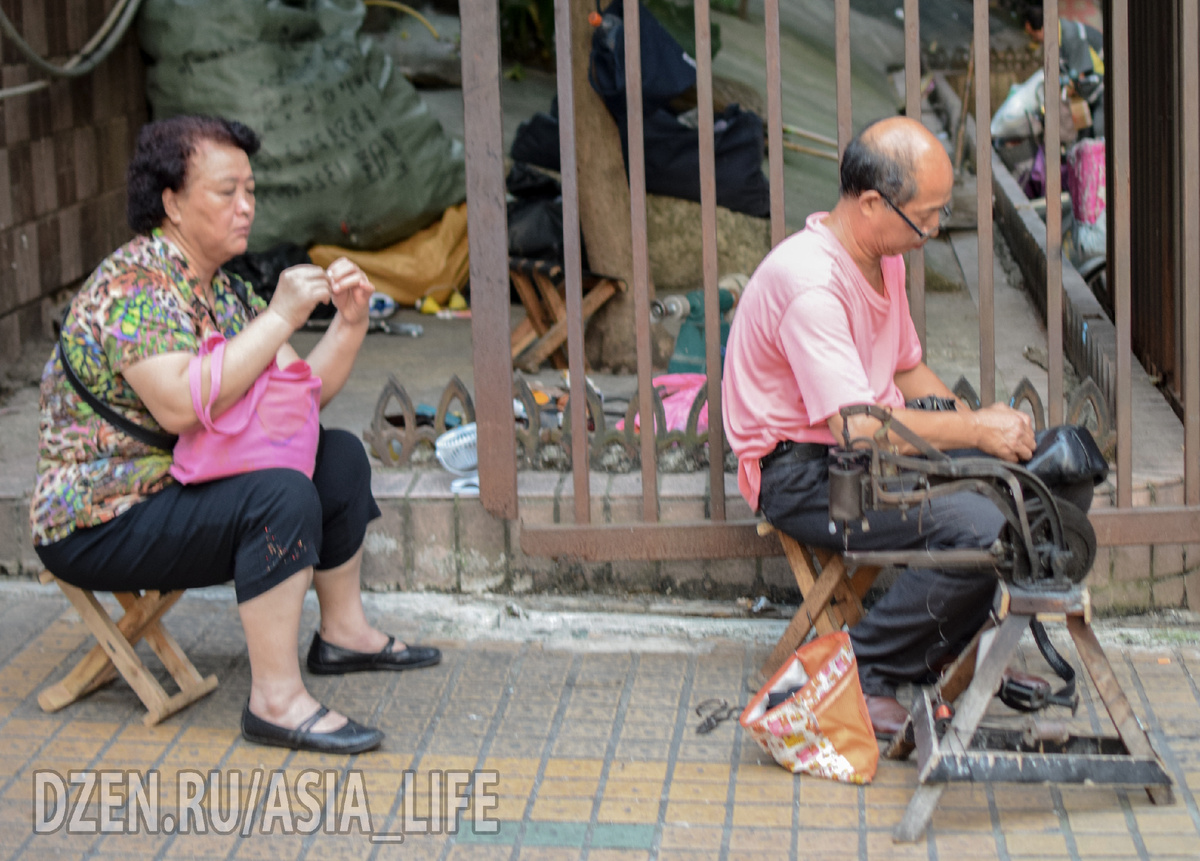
left=588, top=0, right=696, bottom=118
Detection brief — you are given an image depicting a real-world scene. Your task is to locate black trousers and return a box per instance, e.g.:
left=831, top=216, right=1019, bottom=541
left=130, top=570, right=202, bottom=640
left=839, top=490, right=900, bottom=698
left=758, top=449, right=1093, bottom=698
left=36, top=428, right=381, bottom=604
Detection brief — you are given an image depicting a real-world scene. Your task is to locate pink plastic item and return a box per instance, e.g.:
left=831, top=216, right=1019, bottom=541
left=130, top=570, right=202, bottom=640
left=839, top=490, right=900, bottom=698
left=170, top=334, right=322, bottom=485
left=618, top=373, right=709, bottom=434
left=1067, top=139, right=1106, bottom=226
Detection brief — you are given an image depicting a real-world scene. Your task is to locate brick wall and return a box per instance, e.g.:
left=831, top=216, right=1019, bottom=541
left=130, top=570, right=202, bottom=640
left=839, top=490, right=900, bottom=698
left=0, top=0, right=146, bottom=361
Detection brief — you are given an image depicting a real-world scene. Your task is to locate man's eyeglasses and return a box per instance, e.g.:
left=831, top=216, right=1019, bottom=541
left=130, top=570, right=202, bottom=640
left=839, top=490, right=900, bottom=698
left=875, top=189, right=952, bottom=240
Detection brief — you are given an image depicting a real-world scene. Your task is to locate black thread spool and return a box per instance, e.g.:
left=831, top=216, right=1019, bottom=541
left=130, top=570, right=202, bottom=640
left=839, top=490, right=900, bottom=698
left=828, top=460, right=865, bottom=523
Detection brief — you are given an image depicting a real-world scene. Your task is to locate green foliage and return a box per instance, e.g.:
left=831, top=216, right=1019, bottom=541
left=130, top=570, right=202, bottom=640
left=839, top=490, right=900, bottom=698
left=500, top=0, right=556, bottom=68
left=497, top=0, right=721, bottom=69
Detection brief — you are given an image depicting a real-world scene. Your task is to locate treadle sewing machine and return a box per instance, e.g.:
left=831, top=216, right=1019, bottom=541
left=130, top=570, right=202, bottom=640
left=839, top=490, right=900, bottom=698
left=828, top=405, right=1174, bottom=843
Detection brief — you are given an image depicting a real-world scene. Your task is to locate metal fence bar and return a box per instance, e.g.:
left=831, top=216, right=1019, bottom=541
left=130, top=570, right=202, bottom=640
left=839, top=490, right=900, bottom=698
left=1043, top=0, right=1063, bottom=426
left=460, top=0, right=516, bottom=519
left=904, top=0, right=925, bottom=349
left=764, top=0, right=786, bottom=247
left=1090, top=508, right=1200, bottom=545
left=1111, top=0, right=1132, bottom=507
left=973, top=0, right=994, bottom=405
left=623, top=0, right=658, bottom=523
left=1182, top=0, right=1200, bottom=506
left=835, top=0, right=851, bottom=157
left=553, top=0, right=590, bottom=523
left=694, top=0, right=725, bottom=521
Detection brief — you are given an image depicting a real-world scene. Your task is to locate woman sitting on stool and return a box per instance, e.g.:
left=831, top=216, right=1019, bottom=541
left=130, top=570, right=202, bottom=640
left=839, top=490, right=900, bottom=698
left=30, top=114, right=438, bottom=754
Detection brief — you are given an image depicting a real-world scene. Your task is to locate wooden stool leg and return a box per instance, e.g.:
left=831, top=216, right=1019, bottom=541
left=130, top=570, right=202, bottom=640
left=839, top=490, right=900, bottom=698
left=39, top=582, right=218, bottom=726
left=893, top=613, right=1031, bottom=842
left=760, top=550, right=849, bottom=677
left=37, top=588, right=177, bottom=713
left=1067, top=616, right=1174, bottom=805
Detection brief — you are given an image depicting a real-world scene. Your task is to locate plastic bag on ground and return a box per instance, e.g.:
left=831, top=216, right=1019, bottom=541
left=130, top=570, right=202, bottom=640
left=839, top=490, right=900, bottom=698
left=308, top=203, right=468, bottom=306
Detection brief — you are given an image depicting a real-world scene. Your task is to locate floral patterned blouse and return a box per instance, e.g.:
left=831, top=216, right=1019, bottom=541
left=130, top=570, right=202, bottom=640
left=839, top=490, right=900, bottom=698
left=30, top=231, right=266, bottom=546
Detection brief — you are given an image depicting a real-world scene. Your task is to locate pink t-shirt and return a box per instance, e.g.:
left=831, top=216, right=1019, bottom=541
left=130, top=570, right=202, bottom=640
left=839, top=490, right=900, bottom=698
left=722, top=212, right=922, bottom=511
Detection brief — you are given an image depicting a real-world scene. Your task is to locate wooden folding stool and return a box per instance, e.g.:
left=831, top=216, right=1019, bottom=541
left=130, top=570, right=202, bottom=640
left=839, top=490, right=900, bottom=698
left=508, top=257, right=626, bottom=371
left=756, top=521, right=880, bottom=679
left=38, top=571, right=218, bottom=726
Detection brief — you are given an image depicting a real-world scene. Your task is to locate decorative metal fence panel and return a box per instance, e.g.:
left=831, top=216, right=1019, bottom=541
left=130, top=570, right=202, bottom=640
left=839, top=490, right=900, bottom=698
left=456, top=0, right=1200, bottom=560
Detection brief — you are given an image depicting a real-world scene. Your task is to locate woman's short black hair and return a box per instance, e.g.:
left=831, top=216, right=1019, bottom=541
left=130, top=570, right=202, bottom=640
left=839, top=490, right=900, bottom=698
left=839, top=119, right=917, bottom=205
left=126, top=115, right=261, bottom=234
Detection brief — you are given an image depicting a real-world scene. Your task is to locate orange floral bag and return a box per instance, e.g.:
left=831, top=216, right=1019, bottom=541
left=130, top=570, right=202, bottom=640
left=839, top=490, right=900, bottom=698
left=739, top=631, right=878, bottom=783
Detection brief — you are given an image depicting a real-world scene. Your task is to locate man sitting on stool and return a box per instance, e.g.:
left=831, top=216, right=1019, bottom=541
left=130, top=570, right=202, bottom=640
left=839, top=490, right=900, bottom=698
left=721, top=117, right=1087, bottom=738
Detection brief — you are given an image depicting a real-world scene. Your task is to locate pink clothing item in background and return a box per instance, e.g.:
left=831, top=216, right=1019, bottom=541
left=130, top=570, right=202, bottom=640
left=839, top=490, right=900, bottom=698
left=721, top=212, right=922, bottom=511
left=617, top=373, right=709, bottom=434
left=1067, top=139, right=1106, bottom=226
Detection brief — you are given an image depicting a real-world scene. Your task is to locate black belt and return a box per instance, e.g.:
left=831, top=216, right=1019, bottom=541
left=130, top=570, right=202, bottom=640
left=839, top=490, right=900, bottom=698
left=759, top=440, right=830, bottom=471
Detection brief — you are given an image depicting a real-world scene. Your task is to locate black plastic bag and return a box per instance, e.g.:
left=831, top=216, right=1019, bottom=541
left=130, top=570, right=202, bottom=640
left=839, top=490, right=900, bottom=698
left=588, top=0, right=697, bottom=119
left=511, top=101, right=561, bottom=171
left=222, top=243, right=335, bottom=321
left=633, top=104, right=770, bottom=217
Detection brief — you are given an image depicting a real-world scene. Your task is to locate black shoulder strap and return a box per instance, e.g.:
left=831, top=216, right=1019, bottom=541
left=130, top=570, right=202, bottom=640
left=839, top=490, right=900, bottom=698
left=57, top=332, right=178, bottom=452
left=223, top=271, right=257, bottom=316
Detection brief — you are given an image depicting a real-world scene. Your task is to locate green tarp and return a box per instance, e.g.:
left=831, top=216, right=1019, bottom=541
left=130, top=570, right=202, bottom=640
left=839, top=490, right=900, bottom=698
left=140, top=0, right=466, bottom=252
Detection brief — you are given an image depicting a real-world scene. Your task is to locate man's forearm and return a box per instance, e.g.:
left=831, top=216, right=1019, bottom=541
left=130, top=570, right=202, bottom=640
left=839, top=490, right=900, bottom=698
left=894, top=363, right=957, bottom=402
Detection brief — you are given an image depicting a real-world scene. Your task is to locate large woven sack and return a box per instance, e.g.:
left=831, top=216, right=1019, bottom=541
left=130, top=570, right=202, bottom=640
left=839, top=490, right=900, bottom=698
left=139, top=0, right=465, bottom=252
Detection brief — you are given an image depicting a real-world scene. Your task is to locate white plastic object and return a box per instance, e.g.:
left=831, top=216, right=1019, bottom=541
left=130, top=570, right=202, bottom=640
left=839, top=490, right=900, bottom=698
left=435, top=422, right=478, bottom=475
left=990, top=69, right=1045, bottom=140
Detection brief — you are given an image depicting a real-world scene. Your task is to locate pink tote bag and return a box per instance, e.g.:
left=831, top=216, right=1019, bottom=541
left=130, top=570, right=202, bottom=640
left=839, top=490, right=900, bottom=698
left=170, top=334, right=322, bottom=484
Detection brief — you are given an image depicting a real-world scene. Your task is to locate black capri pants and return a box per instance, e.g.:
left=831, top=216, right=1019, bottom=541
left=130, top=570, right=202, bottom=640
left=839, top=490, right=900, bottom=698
left=36, top=428, right=381, bottom=604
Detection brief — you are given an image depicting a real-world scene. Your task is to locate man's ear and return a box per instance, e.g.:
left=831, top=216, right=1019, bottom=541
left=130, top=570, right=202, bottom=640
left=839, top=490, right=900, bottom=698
left=162, top=187, right=182, bottom=225
left=858, top=189, right=884, bottom=218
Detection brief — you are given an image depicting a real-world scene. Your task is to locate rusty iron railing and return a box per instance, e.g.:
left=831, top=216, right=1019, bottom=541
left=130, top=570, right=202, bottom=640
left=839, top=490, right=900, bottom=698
left=459, top=0, right=1200, bottom=559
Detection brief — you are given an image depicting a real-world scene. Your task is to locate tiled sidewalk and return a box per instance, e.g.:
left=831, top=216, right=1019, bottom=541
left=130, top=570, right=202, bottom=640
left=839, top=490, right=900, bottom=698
left=1, top=588, right=1199, bottom=860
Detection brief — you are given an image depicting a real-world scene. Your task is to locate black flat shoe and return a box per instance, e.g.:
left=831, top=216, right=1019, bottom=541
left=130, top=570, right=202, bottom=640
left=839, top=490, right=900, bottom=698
left=241, top=703, right=383, bottom=754
left=306, top=633, right=442, bottom=675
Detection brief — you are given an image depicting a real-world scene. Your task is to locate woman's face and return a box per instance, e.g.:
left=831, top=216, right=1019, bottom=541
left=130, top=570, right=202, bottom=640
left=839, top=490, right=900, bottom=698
left=162, top=139, right=256, bottom=267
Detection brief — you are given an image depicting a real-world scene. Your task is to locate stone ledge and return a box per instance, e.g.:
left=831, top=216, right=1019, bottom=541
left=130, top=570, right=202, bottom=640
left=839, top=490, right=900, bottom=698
left=2, top=465, right=1198, bottom=612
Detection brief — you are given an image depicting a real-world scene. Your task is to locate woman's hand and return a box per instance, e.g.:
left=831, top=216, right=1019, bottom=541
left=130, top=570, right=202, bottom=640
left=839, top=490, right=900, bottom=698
left=326, top=258, right=374, bottom=327
left=269, top=264, right=333, bottom=330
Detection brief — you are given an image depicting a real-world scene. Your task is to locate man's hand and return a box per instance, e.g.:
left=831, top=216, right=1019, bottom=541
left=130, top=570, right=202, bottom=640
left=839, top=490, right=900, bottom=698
left=969, top=403, right=1036, bottom=462
left=326, top=257, right=374, bottom=327
left=269, top=264, right=332, bottom=330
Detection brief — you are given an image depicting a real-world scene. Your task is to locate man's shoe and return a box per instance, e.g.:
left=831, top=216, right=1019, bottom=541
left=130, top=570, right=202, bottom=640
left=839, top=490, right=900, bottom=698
left=307, top=633, right=442, bottom=675
left=1001, top=669, right=1051, bottom=695
left=998, top=668, right=1055, bottom=711
left=241, top=704, right=383, bottom=754
left=864, top=694, right=909, bottom=739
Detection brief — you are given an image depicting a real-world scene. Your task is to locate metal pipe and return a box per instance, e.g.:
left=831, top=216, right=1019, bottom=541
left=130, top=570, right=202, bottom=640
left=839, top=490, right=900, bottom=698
left=835, top=0, right=852, bottom=158
left=694, top=0, right=725, bottom=521
left=1044, top=0, right=1064, bottom=425
left=904, top=0, right=926, bottom=349
left=766, top=0, right=786, bottom=247
left=974, top=0, right=995, bottom=405
left=624, top=0, right=658, bottom=523
left=553, top=0, right=590, bottom=523
left=1181, top=0, right=1199, bottom=506
left=460, top=0, right=516, bottom=518
left=1111, top=0, right=1132, bottom=507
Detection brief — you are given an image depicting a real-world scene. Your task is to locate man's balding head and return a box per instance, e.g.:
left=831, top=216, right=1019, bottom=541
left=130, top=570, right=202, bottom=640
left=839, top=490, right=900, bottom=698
left=839, top=116, right=951, bottom=206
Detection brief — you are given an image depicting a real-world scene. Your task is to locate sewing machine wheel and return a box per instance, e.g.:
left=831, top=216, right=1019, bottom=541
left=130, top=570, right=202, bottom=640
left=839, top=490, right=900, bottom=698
left=1008, top=498, right=1096, bottom=584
